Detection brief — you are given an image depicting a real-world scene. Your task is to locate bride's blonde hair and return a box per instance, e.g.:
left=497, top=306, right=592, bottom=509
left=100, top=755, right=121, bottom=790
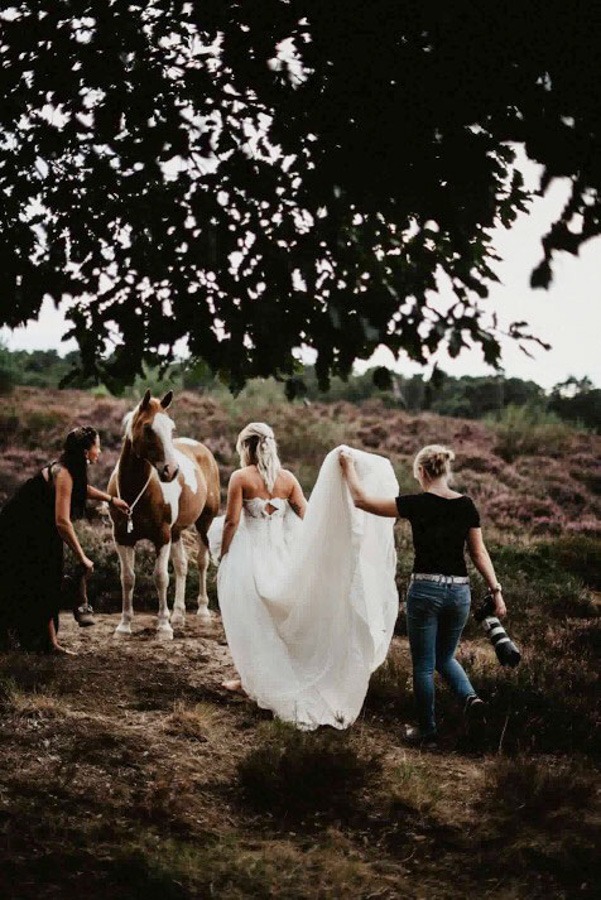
left=236, top=422, right=281, bottom=493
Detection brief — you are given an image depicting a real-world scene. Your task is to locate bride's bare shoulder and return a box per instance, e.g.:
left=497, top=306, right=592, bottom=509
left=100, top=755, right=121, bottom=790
left=232, top=466, right=264, bottom=491
left=229, top=467, right=250, bottom=486
left=278, top=468, right=300, bottom=490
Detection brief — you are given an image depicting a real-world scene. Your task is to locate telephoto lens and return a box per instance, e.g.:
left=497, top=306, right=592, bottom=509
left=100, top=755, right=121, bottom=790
left=474, top=594, right=521, bottom=668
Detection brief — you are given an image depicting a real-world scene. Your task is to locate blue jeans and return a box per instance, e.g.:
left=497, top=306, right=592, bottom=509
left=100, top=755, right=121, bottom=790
left=406, top=580, right=476, bottom=736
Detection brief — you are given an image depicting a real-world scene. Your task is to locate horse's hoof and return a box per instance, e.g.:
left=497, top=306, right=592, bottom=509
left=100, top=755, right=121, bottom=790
left=170, top=612, right=185, bottom=628
left=115, top=622, right=132, bottom=636
left=196, top=608, right=213, bottom=622
left=156, top=625, right=174, bottom=641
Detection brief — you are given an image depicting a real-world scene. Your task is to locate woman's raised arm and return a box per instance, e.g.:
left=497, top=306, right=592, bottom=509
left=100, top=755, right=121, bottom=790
left=339, top=451, right=398, bottom=518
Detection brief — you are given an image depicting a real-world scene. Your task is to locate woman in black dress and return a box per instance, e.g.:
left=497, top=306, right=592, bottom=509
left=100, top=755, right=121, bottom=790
left=0, top=426, right=129, bottom=653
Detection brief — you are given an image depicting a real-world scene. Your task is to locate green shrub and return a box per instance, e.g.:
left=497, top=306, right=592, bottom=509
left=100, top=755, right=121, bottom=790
left=485, top=539, right=601, bottom=625
left=462, top=626, right=601, bottom=756
left=485, top=756, right=595, bottom=822
left=490, top=405, right=575, bottom=462
left=237, top=721, right=381, bottom=821
left=478, top=757, right=599, bottom=894
left=543, top=534, right=601, bottom=590
left=366, top=643, right=412, bottom=713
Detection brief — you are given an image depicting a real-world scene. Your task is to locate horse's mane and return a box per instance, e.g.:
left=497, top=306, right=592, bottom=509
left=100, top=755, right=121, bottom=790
left=122, top=410, right=135, bottom=440
left=122, top=401, right=176, bottom=442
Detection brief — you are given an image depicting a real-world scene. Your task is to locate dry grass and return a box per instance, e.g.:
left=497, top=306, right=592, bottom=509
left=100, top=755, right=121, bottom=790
left=386, top=757, right=446, bottom=816
left=163, top=700, right=224, bottom=742
left=237, top=721, right=383, bottom=823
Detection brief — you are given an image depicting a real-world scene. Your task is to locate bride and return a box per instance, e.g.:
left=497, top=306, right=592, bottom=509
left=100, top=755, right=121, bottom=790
left=210, top=422, right=399, bottom=729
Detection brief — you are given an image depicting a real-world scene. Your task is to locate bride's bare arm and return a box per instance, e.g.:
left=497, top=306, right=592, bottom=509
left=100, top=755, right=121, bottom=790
left=288, top=474, right=307, bottom=519
left=221, top=472, right=244, bottom=558
left=339, top=451, right=398, bottom=518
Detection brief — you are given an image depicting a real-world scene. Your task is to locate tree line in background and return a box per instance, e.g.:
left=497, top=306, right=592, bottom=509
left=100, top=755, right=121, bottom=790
left=1, top=343, right=599, bottom=433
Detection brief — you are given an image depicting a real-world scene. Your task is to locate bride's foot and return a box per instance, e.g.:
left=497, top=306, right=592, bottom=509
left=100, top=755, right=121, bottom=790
left=50, top=644, right=78, bottom=657
left=221, top=678, right=244, bottom=694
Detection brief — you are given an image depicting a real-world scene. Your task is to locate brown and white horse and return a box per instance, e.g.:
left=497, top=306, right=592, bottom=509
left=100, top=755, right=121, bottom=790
left=108, top=390, right=220, bottom=639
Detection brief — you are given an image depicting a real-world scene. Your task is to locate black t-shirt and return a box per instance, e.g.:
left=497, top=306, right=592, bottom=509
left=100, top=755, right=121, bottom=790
left=395, top=493, right=481, bottom=576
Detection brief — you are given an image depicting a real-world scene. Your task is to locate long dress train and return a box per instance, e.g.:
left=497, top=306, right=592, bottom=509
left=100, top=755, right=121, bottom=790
left=211, top=446, right=399, bottom=729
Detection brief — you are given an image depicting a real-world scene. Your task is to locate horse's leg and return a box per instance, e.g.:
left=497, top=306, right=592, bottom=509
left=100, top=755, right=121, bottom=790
left=115, top=544, right=136, bottom=636
left=195, top=512, right=213, bottom=621
left=169, top=538, right=188, bottom=628
left=154, top=542, right=174, bottom=639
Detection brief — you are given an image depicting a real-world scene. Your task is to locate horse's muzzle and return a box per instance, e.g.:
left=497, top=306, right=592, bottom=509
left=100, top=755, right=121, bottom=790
left=159, top=464, right=180, bottom=483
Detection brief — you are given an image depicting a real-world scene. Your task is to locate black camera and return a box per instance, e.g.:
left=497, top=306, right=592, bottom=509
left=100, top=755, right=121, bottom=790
left=473, top=594, right=521, bottom=668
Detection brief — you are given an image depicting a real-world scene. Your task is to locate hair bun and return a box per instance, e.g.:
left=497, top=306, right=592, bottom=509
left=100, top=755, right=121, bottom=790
left=413, top=444, right=455, bottom=480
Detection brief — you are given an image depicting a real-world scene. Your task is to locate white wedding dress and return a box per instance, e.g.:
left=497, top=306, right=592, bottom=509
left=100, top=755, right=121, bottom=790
left=210, top=446, right=399, bottom=729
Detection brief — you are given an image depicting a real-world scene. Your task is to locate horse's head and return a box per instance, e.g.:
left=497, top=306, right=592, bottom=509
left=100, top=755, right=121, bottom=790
left=127, top=389, right=180, bottom=482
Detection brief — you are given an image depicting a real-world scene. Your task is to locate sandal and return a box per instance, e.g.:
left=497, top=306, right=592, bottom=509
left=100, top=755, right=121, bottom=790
left=73, top=604, right=96, bottom=627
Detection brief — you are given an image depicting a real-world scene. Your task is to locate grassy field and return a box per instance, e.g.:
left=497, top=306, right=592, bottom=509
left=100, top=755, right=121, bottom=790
left=0, top=386, right=599, bottom=898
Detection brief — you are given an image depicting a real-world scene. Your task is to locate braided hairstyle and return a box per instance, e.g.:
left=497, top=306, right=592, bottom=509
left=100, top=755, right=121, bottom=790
left=413, top=444, right=455, bottom=482
left=236, top=422, right=281, bottom=493
left=59, top=426, right=98, bottom=518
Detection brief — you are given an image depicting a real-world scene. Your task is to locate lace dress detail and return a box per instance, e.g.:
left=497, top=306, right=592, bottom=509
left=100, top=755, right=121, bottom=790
left=209, top=446, right=399, bottom=729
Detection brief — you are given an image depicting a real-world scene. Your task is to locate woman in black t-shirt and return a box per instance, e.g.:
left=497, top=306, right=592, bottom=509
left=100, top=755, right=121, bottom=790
left=340, top=444, right=506, bottom=744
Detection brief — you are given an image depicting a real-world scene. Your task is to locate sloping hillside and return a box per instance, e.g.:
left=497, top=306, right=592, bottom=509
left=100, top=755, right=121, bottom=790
left=2, top=386, right=600, bottom=536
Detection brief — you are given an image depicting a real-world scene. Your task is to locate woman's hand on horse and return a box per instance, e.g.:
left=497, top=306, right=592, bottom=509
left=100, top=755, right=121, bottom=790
left=112, top=497, right=131, bottom=515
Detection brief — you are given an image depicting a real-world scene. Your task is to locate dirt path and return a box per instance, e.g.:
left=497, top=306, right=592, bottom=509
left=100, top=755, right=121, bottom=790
left=0, top=613, right=596, bottom=899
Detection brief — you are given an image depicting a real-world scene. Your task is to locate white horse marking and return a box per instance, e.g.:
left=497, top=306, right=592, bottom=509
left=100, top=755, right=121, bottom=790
left=170, top=540, right=189, bottom=627
left=152, top=412, right=179, bottom=472
left=159, top=479, right=182, bottom=526
left=115, top=545, right=136, bottom=635
left=174, top=448, right=198, bottom=493
left=154, top=542, right=173, bottom=639
left=177, top=438, right=200, bottom=445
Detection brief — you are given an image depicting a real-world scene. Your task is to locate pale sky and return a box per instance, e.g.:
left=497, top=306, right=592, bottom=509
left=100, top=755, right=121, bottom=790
left=356, top=173, right=601, bottom=390
left=2, top=171, right=600, bottom=391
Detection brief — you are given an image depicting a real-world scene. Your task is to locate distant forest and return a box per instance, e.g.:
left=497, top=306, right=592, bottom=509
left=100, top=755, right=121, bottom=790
left=1, top=344, right=600, bottom=433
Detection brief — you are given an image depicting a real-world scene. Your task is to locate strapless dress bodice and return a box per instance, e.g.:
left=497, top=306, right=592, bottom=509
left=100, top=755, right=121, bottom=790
left=243, top=497, right=287, bottom=520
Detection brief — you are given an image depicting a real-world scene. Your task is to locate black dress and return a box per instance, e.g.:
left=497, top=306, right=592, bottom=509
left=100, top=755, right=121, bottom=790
left=0, top=466, right=64, bottom=651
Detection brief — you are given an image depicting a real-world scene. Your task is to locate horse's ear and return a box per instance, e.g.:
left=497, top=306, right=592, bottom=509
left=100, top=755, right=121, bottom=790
left=141, top=389, right=152, bottom=410
left=160, top=391, right=173, bottom=410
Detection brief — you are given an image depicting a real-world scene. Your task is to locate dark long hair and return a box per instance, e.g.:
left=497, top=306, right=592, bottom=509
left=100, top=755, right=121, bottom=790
left=59, top=426, right=98, bottom=519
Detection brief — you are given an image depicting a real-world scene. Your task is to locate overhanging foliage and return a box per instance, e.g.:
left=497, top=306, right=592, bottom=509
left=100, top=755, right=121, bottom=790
left=1, top=1, right=599, bottom=391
